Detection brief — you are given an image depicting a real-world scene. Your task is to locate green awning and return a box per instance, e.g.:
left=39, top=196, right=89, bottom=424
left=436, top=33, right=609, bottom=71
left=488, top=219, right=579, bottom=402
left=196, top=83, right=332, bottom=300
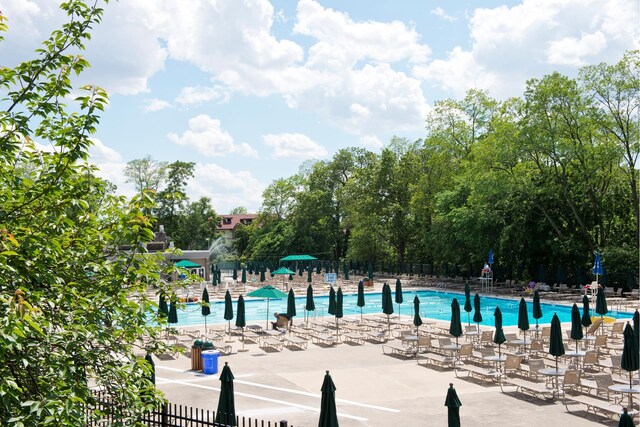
left=175, top=260, right=201, bottom=268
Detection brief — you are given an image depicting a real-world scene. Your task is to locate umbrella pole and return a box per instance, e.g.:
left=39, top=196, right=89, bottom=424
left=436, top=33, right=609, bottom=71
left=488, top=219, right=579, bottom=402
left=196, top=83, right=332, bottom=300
left=204, top=316, right=207, bottom=338
left=360, top=307, right=362, bottom=323
left=387, top=315, right=391, bottom=337
left=266, top=298, right=270, bottom=330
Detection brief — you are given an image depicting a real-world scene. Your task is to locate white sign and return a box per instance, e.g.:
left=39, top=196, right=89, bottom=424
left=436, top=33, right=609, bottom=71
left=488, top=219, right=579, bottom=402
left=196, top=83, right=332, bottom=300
left=324, top=273, right=337, bottom=283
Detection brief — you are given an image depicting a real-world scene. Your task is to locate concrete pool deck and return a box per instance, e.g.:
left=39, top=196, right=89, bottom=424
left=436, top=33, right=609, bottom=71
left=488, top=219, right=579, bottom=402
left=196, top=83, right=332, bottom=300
left=153, top=317, right=622, bottom=427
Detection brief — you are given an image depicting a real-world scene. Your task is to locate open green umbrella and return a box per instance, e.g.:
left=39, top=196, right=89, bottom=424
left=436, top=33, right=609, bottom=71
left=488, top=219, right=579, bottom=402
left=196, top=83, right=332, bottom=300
left=158, top=294, right=169, bottom=318
left=463, top=282, right=472, bottom=326
left=549, top=313, right=565, bottom=372
left=570, top=303, right=583, bottom=353
left=619, top=408, right=634, bottom=427
left=473, top=293, right=482, bottom=332
left=493, top=306, right=506, bottom=357
left=201, top=288, right=211, bottom=335
left=395, top=278, right=403, bottom=319
left=318, top=370, right=339, bottom=427
left=328, top=287, right=336, bottom=316
left=144, top=353, right=155, bottom=385
left=241, top=267, right=247, bottom=285
left=224, top=290, right=234, bottom=337
left=444, top=383, right=462, bottom=427
left=246, top=285, right=288, bottom=329
left=621, top=322, right=639, bottom=389
left=518, top=297, right=530, bottom=345
left=235, top=295, right=247, bottom=351
left=286, top=288, right=297, bottom=327
left=335, top=287, right=343, bottom=341
left=449, top=298, right=463, bottom=347
left=357, top=280, right=365, bottom=322
left=382, top=283, right=394, bottom=336
left=532, top=290, right=542, bottom=334
left=305, top=284, right=315, bottom=326
left=595, top=287, right=608, bottom=320
left=272, top=267, right=296, bottom=289
left=216, top=362, right=236, bottom=426
left=581, top=294, right=592, bottom=337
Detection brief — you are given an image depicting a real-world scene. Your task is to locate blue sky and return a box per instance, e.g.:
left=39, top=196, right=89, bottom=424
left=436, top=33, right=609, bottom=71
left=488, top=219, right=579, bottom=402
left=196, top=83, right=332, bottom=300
left=2, top=0, right=638, bottom=214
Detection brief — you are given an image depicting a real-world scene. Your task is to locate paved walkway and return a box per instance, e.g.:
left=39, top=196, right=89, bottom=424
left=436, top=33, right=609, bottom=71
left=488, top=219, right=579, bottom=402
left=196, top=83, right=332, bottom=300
left=154, top=318, right=617, bottom=426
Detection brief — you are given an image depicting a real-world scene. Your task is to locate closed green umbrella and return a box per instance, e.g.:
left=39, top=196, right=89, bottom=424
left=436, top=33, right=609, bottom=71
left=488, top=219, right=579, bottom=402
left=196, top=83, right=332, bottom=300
left=246, top=285, right=288, bottom=329
left=232, top=268, right=238, bottom=282
left=145, top=353, right=155, bottom=385
left=201, top=288, right=211, bottom=335
left=444, top=383, right=462, bottom=427
left=581, top=295, right=592, bottom=337
left=260, top=268, right=265, bottom=283
left=493, top=306, right=506, bottom=357
left=633, top=310, right=639, bottom=344
left=286, top=288, right=297, bottom=326
left=595, top=287, right=608, bottom=319
left=570, top=303, right=583, bottom=353
left=356, top=280, right=365, bottom=322
left=449, top=298, right=463, bottom=347
left=241, top=267, right=247, bottom=285
left=549, top=313, right=565, bottom=372
left=335, top=287, right=343, bottom=341
left=473, top=293, right=482, bottom=332
left=413, top=296, right=423, bottom=358
left=235, top=295, right=247, bottom=351
left=224, top=290, right=233, bottom=337
left=328, top=286, right=336, bottom=316
left=463, top=282, right=472, bottom=326
left=518, top=297, right=530, bottom=345
left=216, top=362, right=236, bottom=426
left=168, top=301, right=178, bottom=325
left=619, top=408, right=634, bottom=427
left=343, top=263, right=349, bottom=281
left=318, top=370, right=339, bottom=427
left=158, top=294, right=168, bottom=318
left=621, top=322, right=639, bottom=389
left=382, top=283, right=394, bottom=336
left=532, top=290, right=542, bottom=334
left=395, top=278, right=403, bottom=319
left=305, top=284, right=315, bottom=325
left=308, top=267, right=313, bottom=284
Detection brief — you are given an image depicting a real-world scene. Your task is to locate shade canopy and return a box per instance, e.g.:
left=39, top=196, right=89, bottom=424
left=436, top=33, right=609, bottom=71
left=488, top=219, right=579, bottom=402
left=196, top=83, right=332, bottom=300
left=286, top=288, right=297, bottom=320
left=382, top=283, right=394, bottom=315
left=216, top=362, right=236, bottom=426
left=224, top=290, right=234, bottom=321
left=488, top=248, right=494, bottom=265
left=158, top=294, right=168, bottom=318
left=246, top=285, right=288, bottom=299
left=335, top=288, right=344, bottom=319
left=493, top=307, right=506, bottom=346
left=532, top=290, right=542, bottom=325
left=621, top=322, right=639, bottom=388
left=357, top=281, right=365, bottom=308
left=395, top=278, right=403, bottom=304
left=168, top=302, right=178, bottom=324
left=306, top=285, right=316, bottom=312
left=235, top=295, right=246, bottom=328
left=175, top=259, right=201, bottom=268
left=592, top=252, right=603, bottom=276
left=241, top=267, right=247, bottom=284
left=318, top=371, right=339, bottom=427
left=280, top=254, right=317, bottom=262
left=463, top=282, right=472, bottom=313
left=444, top=383, right=462, bottom=427
left=201, top=288, right=211, bottom=317
left=549, top=313, right=565, bottom=370
left=328, top=287, right=336, bottom=316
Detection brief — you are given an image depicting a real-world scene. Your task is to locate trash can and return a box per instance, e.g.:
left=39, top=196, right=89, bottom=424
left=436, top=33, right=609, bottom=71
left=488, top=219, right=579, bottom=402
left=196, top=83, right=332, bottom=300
left=201, top=350, right=220, bottom=374
left=191, top=346, right=203, bottom=371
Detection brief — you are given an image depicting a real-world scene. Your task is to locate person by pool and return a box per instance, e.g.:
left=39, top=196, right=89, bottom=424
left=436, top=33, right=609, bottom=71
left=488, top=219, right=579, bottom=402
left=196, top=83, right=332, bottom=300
left=272, top=312, right=290, bottom=330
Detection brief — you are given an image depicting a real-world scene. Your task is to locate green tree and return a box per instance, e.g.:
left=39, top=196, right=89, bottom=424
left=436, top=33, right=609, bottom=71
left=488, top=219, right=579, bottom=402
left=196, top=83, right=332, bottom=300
left=124, top=155, right=168, bottom=193
left=0, top=2, right=170, bottom=425
left=229, top=206, right=248, bottom=215
left=155, top=160, right=195, bottom=234
left=173, top=197, right=217, bottom=250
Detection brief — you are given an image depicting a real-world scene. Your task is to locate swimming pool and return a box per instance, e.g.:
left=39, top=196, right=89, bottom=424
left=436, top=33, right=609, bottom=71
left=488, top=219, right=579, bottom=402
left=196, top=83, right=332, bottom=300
left=166, top=289, right=634, bottom=328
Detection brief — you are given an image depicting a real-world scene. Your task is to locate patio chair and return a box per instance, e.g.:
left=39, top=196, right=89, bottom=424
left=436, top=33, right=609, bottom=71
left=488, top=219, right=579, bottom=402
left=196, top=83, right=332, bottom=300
left=480, top=330, right=494, bottom=347
left=593, top=373, right=615, bottom=400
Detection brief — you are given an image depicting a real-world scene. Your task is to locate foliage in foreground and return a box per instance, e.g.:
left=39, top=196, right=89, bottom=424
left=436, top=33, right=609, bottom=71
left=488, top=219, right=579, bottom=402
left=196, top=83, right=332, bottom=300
left=0, top=2, right=171, bottom=425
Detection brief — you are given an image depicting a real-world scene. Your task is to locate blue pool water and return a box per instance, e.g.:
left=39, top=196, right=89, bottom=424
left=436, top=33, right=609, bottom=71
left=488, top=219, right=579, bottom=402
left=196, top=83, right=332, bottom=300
left=168, top=289, right=634, bottom=328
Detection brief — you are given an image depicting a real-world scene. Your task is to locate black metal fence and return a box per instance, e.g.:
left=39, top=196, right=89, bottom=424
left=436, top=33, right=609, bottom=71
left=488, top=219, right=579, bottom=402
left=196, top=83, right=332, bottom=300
left=87, top=392, right=293, bottom=427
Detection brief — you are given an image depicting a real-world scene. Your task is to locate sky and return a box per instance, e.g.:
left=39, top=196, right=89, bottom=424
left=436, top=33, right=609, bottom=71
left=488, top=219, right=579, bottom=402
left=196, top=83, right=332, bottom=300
left=2, top=0, right=639, bottom=214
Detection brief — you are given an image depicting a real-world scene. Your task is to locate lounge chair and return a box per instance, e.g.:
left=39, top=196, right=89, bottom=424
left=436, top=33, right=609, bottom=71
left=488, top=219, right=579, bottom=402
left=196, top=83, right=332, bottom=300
left=259, top=338, right=284, bottom=352
left=283, top=336, right=308, bottom=350
left=563, top=393, right=625, bottom=421
left=382, top=344, right=417, bottom=358
left=311, top=333, right=338, bottom=346
left=500, top=376, right=555, bottom=401
left=342, top=332, right=366, bottom=345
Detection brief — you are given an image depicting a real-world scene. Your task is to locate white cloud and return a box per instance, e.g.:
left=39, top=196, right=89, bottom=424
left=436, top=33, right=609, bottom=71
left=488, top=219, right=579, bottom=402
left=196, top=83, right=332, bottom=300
left=189, top=163, right=265, bottom=213
left=360, top=135, right=383, bottom=149
left=143, top=98, right=171, bottom=112
left=168, top=114, right=258, bottom=158
left=262, top=133, right=328, bottom=160
left=87, top=139, right=135, bottom=198
left=175, top=85, right=231, bottom=105
left=414, top=0, right=640, bottom=98
left=431, top=7, right=457, bottom=22
left=547, top=31, right=607, bottom=66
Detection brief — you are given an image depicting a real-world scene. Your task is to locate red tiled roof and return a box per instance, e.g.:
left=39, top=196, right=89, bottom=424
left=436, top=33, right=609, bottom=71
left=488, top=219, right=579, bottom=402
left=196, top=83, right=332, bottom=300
left=217, top=214, right=257, bottom=230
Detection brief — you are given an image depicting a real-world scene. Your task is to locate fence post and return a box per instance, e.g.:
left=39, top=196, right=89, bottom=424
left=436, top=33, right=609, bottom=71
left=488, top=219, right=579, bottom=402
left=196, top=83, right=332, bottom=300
left=161, top=403, right=169, bottom=427
left=279, top=421, right=288, bottom=427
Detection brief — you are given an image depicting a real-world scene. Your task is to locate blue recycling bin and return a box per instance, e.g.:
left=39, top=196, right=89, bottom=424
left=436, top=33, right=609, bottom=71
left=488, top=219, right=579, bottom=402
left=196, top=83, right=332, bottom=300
left=202, top=350, right=220, bottom=374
